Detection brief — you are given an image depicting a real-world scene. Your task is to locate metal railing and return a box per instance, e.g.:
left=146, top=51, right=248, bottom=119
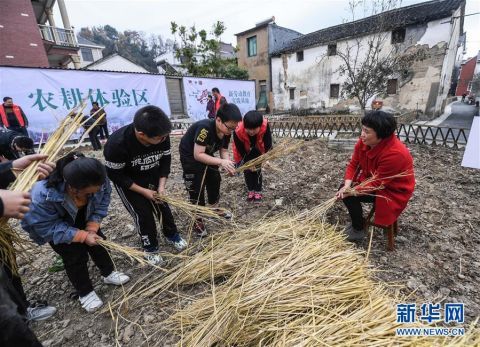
left=39, top=24, right=78, bottom=47
left=267, top=118, right=469, bottom=148
left=396, top=124, right=469, bottom=148
left=172, top=115, right=470, bottom=149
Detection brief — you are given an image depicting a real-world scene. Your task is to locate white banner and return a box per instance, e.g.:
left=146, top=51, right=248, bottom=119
left=182, top=77, right=255, bottom=121
left=0, top=67, right=170, bottom=142
left=461, top=116, right=480, bottom=169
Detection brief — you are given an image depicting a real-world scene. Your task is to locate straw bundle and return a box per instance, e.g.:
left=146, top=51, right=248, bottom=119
left=301, top=171, right=415, bottom=223
left=97, top=239, right=163, bottom=269
left=235, top=140, right=303, bottom=173
left=10, top=104, right=106, bottom=192
left=0, top=103, right=105, bottom=273
left=162, top=215, right=479, bottom=346
left=152, top=193, right=232, bottom=221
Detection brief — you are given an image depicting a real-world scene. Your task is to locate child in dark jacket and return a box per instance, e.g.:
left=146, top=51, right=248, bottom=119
left=179, top=103, right=241, bottom=236
left=232, top=111, right=273, bottom=202
left=104, top=106, right=186, bottom=266
left=22, top=153, right=130, bottom=313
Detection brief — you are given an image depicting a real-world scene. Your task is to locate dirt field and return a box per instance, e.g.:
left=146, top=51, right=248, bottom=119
left=17, top=138, right=479, bottom=346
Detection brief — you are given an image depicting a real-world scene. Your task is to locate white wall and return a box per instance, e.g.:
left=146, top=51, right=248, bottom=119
left=434, top=7, right=463, bottom=113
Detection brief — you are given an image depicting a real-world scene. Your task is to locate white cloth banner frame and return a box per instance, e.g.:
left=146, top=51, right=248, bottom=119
left=182, top=77, right=256, bottom=121
left=461, top=116, right=480, bottom=169
left=0, top=66, right=170, bottom=142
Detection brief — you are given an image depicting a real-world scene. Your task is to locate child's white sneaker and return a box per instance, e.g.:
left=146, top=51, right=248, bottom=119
left=143, top=252, right=165, bottom=266
left=79, top=291, right=103, bottom=313
left=103, top=271, right=130, bottom=285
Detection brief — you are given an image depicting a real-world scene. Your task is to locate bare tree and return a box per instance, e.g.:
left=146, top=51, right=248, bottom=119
left=331, top=0, right=426, bottom=109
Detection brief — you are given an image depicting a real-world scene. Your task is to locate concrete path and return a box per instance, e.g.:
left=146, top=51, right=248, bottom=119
left=414, top=101, right=476, bottom=129
left=439, top=101, right=477, bottom=129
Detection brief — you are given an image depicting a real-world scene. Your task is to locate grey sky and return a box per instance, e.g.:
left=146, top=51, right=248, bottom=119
left=55, top=0, right=480, bottom=57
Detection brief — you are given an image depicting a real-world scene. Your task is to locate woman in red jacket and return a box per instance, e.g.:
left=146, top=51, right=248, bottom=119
left=336, top=111, right=415, bottom=241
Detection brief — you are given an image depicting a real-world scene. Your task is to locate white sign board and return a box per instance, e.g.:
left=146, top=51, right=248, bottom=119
left=0, top=67, right=170, bottom=142
left=182, top=77, right=255, bottom=121
left=461, top=116, right=480, bottom=169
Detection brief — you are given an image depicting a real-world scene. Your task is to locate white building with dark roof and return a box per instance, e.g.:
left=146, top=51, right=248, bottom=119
left=270, top=0, right=466, bottom=117
left=83, top=53, right=149, bottom=73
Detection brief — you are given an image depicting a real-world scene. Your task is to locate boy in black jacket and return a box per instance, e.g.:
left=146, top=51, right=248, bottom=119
left=179, top=103, right=242, bottom=236
left=104, top=106, right=186, bottom=265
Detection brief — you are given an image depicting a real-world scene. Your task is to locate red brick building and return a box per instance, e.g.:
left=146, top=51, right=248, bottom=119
left=455, top=56, right=477, bottom=96
left=0, top=0, right=80, bottom=68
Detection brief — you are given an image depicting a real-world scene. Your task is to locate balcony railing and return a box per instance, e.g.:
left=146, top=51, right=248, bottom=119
left=39, top=24, right=78, bottom=47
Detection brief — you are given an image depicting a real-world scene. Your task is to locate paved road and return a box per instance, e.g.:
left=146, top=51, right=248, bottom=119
left=440, top=101, right=476, bottom=129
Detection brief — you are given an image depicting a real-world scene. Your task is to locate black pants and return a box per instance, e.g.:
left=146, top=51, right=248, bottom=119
left=114, top=184, right=178, bottom=252
left=88, top=127, right=102, bottom=150
left=2, top=262, right=28, bottom=315
left=98, top=123, right=109, bottom=140
left=50, top=230, right=113, bottom=297
left=1, top=238, right=29, bottom=316
left=244, top=169, right=262, bottom=192
left=0, top=268, right=41, bottom=347
left=182, top=162, right=221, bottom=207
left=342, top=194, right=375, bottom=230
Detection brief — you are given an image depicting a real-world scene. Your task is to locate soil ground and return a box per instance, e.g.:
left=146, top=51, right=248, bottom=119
left=16, top=138, right=479, bottom=346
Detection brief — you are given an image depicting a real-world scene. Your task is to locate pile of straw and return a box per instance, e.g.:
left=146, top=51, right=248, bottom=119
left=0, top=103, right=105, bottom=272
left=235, top=140, right=303, bottom=173
left=125, top=207, right=479, bottom=346
left=162, top=216, right=404, bottom=346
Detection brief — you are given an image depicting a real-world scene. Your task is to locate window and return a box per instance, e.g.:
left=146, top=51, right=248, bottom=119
left=327, top=44, right=337, bottom=56
left=296, top=51, right=304, bottom=62
left=387, top=79, right=398, bottom=94
left=391, top=28, right=406, bottom=44
left=289, top=88, right=295, bottom=100
left=247, top=36, right=257, bottom=57
left=259, top=80, right=267, bottom=93
left=330, top=84, right=340, bottom=98
left=257, top=81, right=268, bottom=109
left=80, top=47, right=94, bottom=62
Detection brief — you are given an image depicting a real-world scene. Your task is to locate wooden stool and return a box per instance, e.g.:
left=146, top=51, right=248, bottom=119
left=364, top=206, right=398, bottom=251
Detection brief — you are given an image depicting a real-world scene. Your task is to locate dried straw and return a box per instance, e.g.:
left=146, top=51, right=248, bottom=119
left=160, top=211, right=478, bottom=346
left=97, top=239, right=164, bottom=269
left=235, top=140, right=303, bottom=173
left=152, top=193, right=232, bottom=221
left=116, top=172, right=478, bottom=346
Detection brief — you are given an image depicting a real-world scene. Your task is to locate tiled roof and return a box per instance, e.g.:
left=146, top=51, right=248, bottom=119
left=77, top=35, right=105, bottom=48
left=272, top=0, right=464, bottom=55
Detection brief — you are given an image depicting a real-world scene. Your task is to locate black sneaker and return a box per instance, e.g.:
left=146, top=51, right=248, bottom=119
left=344, top=224, right=366, bottom=241
left=193, top=219, right=207, bottom=237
